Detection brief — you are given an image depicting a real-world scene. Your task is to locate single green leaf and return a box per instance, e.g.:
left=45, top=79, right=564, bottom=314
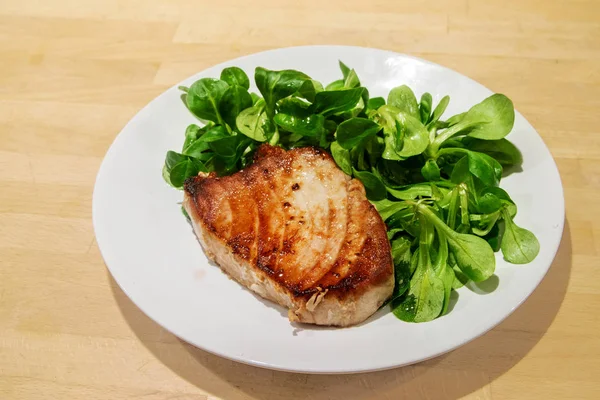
left=298, top=79, right=324, bottom=102
left=428, top=95, right=450, bottom=127
left=169, top=160, right=194, bottom=188
left=367, top=97, right=386, bottom=110
left=466, top=151, right=503, bottom=187
left=501, top=209, right=540, bottom=264
left=448, top=232, right=496, bottom=282
left=311, top=87, right=364, bottom=116
left=336, top=117, right=381, bottom=149
left=387, top=85, right=420, bottom=120
left=461, top=137, right=523, bottom=167
left=164, top=150, right=187, bottom=171
left=236, top=102, right=271, bottom=142
left=274, top=113, right=324, bottom=137
left=330, top=141, right=352, bottom=175
left=169, top=158, right=206, bottom=189
left=219, top=85, right=252, bottom=130
left=419, top=92, right=433, bottom=124
left=339, top=60, right=351, bottom=79
left=353, top=168, right=387, bottom=200
left=277, top=96, right=311, bottom=114
left=433, top=94, right=515, bottom=148
left=186, top=78, right=229, bottom=124
left=220, top=67, right=250, bottom=89
left=464, top=94, right=515, bottom=140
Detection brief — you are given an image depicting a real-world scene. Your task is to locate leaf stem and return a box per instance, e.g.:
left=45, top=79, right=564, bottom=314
left=433, top=226, right=448, bottom=273
left=429, top=123, right=464, bottom=154
left=414, top=203, right=455, bottom=238
left=418, top=214, right=433, bottom=267
left=446, top=188, right=459, bottom=230
left=268, top=127, right=280, bottom=145
left=458, top=184, right=470, bottom=229
left=436, top=147, right=469, bottom=158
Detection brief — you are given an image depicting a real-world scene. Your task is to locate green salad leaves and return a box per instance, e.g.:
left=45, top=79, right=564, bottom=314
left=163, top=61, right=540, bottom=323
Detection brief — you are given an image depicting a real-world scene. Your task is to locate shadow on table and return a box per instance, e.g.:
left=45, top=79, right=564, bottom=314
left=110, top=221, right=572, bottom=400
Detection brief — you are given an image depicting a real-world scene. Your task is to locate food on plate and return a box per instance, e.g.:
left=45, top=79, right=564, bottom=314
left=163, top=61, right=540, bottom=324
left=183, top=144, right=393, bottom=326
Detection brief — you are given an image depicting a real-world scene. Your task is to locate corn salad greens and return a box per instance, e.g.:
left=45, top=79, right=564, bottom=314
left=163, top=62, right=540, bottom=323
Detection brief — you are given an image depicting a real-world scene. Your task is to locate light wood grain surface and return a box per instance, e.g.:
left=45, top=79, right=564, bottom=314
left=1, top=0, right=599, bottom=399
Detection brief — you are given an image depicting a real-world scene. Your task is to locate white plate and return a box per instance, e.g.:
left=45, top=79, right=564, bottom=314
left=93, top=45, right=564, bottom=374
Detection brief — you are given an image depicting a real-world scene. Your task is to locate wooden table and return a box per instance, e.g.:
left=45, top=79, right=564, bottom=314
left=1, top=0, right=599, bottom=398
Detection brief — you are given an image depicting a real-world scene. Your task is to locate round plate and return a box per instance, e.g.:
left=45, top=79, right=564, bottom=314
left=93, top=45, right=564, bottom=373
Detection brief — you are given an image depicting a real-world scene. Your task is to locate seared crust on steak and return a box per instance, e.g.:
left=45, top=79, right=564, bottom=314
left=183, top=144, right=394, bottom=326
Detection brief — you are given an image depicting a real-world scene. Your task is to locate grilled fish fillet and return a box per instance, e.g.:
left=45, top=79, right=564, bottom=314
left=183, top=144, right=394, bottom=327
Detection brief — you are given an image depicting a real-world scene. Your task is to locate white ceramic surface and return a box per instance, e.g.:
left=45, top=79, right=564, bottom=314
left=93, top=45, right=564, bottom=374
